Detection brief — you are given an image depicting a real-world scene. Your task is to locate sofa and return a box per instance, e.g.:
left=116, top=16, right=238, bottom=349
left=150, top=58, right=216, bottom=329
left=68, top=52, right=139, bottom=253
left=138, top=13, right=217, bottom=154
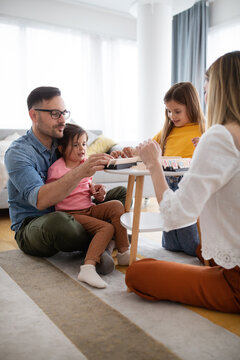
left=0, top=128, right=155, bottom=209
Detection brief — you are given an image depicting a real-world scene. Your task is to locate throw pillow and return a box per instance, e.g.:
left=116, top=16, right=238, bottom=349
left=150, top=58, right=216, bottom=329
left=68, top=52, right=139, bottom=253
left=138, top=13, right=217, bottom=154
left=87, top=135, right=117, bottom=156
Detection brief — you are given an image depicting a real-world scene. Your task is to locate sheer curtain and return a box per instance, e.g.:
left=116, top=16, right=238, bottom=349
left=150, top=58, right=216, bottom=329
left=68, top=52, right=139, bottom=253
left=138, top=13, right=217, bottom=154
left=0, top=16, right=138, bottom=142
left=171, top=0, right=208, bottom=109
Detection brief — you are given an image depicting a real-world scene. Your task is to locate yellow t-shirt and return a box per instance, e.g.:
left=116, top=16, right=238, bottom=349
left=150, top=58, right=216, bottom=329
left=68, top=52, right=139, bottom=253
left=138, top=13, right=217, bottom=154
left=152, top=123, right=202, bottom=158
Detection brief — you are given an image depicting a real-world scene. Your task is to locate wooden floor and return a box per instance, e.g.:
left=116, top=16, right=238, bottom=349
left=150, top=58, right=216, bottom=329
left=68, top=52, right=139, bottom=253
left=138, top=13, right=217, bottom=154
left=0, top=198, right=162, bottom=252
left=0, top=209, right=18, bottom=252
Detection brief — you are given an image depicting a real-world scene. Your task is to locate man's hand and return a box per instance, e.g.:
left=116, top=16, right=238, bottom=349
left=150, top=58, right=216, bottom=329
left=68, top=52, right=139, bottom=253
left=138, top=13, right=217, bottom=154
left=79, top=153, right=113, bottom=176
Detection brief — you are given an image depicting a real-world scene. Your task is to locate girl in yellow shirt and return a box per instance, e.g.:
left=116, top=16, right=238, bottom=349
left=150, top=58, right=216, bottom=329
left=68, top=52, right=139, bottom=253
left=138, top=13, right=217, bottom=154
left=112, top=82, right=205, bottom=256
left=156, top=82, right=205, bottom=256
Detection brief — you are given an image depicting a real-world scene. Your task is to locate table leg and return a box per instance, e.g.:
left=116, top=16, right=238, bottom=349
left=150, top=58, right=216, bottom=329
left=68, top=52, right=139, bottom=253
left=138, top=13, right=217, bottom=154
left=125, top=175, right=135, bottom=212
left=129, top=176, right=144, bottom=266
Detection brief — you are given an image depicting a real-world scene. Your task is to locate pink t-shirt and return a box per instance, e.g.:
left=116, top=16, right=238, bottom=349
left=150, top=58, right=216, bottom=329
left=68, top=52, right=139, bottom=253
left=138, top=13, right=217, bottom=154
left=47, top=157, right=94, bottom=211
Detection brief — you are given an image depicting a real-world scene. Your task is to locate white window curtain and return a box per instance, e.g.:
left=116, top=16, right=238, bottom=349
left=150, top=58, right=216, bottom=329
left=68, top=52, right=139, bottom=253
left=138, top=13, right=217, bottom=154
left=207, top=20, right=240, bottom=67
left=0, top=16, right=138, bottom=142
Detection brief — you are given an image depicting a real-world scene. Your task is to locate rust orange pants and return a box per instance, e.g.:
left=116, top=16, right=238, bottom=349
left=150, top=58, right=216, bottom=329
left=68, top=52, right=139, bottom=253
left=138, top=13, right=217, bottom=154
left=125, top=258, right=240, bottom=313
left=69, top=200, right=129, bottom=263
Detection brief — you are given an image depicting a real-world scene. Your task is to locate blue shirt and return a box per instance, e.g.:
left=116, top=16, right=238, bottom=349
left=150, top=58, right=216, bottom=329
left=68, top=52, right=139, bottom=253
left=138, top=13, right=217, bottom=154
left=4, top=128, right=58, bottom=232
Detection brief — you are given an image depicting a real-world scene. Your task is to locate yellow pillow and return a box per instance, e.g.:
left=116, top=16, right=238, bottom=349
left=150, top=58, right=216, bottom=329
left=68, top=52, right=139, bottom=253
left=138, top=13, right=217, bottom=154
left=87, top=135, right=117, bottom=156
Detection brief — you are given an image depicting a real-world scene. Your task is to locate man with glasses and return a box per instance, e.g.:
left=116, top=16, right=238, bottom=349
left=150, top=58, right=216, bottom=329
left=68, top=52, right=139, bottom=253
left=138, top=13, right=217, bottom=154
left=4, top=86, right=126, bottom=274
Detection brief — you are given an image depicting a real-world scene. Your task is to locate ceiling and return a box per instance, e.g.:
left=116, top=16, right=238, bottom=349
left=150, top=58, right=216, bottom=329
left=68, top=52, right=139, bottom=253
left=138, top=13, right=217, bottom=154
left=56, top=0, right=134, bottom=15
left=56, top=0, right=198, bottom=16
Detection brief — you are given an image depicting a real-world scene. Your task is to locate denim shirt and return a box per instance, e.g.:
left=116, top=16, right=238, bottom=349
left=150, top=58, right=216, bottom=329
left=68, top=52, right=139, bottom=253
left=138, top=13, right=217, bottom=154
left=4, top=128, right=58, bottom=232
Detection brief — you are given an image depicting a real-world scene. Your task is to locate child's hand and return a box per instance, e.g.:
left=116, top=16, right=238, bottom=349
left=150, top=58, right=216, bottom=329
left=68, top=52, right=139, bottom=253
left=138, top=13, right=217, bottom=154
left=110, top=150, right=125, bottom=158
left=110, top=147, right=137, bottom=158
left=122, top=146, right=137, bottom=157
left=90, top=184, right=106, bottom=202
left=192, top=137, right=200, bottom=147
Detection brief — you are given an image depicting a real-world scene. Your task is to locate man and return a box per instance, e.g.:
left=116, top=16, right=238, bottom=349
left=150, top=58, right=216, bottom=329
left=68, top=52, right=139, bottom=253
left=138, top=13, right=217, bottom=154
left=4, top=86, right=126, bottom=273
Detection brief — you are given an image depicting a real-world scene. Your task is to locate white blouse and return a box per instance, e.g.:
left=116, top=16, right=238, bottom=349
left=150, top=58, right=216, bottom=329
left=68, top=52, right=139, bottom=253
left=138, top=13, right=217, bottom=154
left=159, top=125, right=240, bottom=269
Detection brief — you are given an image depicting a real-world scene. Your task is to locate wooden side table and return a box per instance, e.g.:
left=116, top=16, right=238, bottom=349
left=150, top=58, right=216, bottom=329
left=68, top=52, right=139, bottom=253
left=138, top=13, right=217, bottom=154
left=105, top=167, right=188, bottom=266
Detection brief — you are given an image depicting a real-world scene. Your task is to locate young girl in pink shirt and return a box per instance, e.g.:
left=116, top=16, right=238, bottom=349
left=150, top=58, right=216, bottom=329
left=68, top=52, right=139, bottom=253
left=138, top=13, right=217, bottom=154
left=47, top=123, right=130, bottom=289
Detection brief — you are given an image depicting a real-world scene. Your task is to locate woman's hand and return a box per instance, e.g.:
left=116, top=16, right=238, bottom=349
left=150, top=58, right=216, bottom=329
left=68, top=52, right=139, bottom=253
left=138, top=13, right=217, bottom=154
left=137, top=140, right=168, bottom=204
left=137, top=140, right=162, bottom=169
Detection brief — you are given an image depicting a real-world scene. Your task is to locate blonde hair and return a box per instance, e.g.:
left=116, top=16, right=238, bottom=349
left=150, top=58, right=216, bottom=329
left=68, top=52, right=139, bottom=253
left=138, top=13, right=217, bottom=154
left=207, top=51, right=240, bottom=128
left=160, top=82, right=205, bottom=154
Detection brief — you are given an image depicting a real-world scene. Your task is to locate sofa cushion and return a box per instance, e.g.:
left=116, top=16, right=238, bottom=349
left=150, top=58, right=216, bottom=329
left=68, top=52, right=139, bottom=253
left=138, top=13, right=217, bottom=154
left=87, top=130, right=99, bottom=146
left=0, top=161, right=8, bottom=192
left=0, top=132, right=21, bottom=162
left=4, top=132, right=22, bottom=141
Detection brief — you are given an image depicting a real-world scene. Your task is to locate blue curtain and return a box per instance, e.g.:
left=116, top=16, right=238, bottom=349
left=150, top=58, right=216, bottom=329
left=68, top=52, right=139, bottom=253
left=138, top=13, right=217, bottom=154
left=172, top=0, right=208, bottom=109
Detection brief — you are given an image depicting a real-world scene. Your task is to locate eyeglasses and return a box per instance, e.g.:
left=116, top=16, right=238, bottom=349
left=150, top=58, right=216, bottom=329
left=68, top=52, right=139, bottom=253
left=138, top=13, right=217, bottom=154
left=34, top=109, right=71, bottom=120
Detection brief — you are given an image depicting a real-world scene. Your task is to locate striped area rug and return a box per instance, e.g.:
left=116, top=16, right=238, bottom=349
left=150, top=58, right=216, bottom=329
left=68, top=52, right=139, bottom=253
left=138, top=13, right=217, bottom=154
left=0, top=236, right=239, bottom=360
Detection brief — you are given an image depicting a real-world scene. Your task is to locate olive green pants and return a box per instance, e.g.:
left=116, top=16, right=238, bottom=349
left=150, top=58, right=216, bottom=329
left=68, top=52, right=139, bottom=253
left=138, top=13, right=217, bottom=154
left=15, top=186, right=126, bottom=257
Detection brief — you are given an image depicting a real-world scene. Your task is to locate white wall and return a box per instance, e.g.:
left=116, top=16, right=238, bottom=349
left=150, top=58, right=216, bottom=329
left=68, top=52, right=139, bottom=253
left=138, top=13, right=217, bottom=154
left=0, top=0, right=136, bottom=39
left=209, top=0, right=240, bottom=28
left=1, top=0, right=239, bottom=43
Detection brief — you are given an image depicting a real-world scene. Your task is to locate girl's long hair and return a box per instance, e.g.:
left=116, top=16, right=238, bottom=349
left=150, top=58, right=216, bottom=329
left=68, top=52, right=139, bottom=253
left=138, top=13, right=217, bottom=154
left=207, top=51, right=240, bottom=128
left=160, top=82, right=205, bottom=154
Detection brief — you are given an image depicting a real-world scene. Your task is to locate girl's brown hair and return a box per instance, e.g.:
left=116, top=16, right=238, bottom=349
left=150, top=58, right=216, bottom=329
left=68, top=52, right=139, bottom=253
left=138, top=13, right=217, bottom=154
left=160, top=82, right=205, bottom=154
left=58, top=123, right=88, bottom=160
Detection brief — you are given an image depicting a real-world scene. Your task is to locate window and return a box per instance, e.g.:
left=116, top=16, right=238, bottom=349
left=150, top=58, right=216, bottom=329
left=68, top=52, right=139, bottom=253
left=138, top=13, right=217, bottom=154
left=0, top=17, right=138, bottom=142
left=207, top=20, right=240, bottom=67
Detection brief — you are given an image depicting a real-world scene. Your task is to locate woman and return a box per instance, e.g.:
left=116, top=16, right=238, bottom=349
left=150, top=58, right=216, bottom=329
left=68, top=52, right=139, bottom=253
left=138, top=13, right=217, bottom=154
left=125, top=51, right=240, bottom=313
